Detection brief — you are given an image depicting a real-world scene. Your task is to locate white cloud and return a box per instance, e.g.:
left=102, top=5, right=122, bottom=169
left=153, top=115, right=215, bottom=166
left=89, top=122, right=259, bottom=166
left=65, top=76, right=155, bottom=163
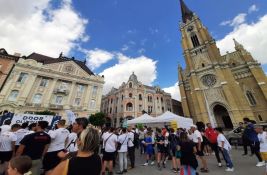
left=163, top=82, right=181, bottom=101
left=248, top=4, right=259, bottom=13
left=121, top=45, right=129, bottom=51
left=100, top=53, right=157, bottom=94
left=220, top=13, right=247, bottom=27
left=84, top=48, right=114, bottom=70
left=217, top=14, right=267, bottom=64
left=0, top=0, right=88, bottom=57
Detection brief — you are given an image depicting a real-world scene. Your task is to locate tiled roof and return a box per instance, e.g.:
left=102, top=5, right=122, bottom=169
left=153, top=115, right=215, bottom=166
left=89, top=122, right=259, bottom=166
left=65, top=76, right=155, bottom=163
left=26, top=53, right=94, bottom=75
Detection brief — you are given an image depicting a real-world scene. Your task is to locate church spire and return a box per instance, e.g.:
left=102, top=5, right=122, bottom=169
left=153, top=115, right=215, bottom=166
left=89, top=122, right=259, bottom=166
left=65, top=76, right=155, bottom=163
left=180, top=0, right=194, bottom=23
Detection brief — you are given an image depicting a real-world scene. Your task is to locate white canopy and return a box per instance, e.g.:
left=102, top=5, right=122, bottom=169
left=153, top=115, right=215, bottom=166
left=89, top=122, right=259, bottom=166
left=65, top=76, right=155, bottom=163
left=152, top=111, right=193, bottom=129
left=127, top=113, right=155, bottom=124
left=127, top=111, right=193, bottom=129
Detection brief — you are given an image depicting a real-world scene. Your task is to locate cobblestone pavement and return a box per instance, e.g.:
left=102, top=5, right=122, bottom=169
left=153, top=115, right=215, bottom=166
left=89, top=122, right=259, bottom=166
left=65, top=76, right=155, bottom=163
left=114, top=147, right=265, bottom=175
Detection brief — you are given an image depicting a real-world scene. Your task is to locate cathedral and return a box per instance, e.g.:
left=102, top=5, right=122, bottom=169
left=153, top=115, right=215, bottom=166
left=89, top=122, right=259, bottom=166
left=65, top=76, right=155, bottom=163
left=178, top=0, right=267, bottom=128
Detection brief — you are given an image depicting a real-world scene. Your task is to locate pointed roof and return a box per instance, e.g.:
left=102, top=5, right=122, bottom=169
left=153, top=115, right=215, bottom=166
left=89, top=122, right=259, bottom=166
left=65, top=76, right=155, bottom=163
left=180, top=0, right=194, bottom=23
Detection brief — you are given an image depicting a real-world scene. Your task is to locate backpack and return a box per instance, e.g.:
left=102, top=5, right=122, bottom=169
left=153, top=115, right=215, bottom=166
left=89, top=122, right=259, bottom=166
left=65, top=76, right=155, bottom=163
left=170, top=134, right=179, bottom=150
left=132, top=131, right=139, bottom=147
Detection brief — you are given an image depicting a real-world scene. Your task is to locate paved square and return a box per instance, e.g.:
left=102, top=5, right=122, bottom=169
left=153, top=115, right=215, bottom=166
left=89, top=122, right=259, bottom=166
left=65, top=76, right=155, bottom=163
left=118, top=147, right=265, bottom=175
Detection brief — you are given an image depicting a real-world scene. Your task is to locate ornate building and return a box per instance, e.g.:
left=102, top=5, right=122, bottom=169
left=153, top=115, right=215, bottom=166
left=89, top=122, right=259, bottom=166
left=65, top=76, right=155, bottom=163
left=0, top=49, right=19, bottom=91
left=178, top=0, right=267, bottom=128
left=101, top=73, right=173, bottom=127
left=0, top=50, right=104, bottom=118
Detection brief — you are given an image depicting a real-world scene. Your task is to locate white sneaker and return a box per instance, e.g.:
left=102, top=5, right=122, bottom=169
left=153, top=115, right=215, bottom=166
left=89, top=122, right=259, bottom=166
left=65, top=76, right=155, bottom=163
left=218, top=163, right=222, bottom=167
left=256, top=161, right=265, bottom=167
left=150, top=161, right=155, bottom=165
left=225, top=167, right=234, bottom=172
left=143, top=163, right=148, bottom=166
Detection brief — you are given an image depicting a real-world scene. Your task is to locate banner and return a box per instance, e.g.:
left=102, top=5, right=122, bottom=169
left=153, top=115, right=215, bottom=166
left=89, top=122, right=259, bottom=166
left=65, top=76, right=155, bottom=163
left=65, top=110, right=76, bottom=125
left=50, top=116, right=62, bottom=130
left=11, top=114, right=54, bottom=125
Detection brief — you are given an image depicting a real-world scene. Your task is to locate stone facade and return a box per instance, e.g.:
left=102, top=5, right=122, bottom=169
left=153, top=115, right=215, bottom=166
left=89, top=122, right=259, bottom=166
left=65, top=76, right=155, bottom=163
left=0, top=51, right=104, bottom=118
left=178, top=0, right=267, bottom=128
left=172, top=99, right=184, bottom=116
left=0, top=49, right=19, bottom=90
left=101, top=73, right=173, bottom=127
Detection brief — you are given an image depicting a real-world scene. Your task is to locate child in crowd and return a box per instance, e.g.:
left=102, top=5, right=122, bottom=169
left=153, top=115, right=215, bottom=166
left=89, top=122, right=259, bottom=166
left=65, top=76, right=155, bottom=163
left=143, top=131, right=153, bottom=166
left=215, top=127, right=234, bottom=172
left=7, top=156, right=32, bottom=175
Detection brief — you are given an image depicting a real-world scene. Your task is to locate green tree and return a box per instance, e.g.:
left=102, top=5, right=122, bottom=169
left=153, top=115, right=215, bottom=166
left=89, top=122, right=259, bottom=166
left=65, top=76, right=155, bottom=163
left=35, top=110, right=56, bottom=115
left=89, top=112, right=106, bottom=127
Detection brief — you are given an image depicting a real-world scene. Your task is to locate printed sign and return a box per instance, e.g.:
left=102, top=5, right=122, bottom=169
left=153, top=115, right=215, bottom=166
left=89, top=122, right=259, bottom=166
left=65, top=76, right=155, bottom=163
left=11, top=114, right=54, bottom=125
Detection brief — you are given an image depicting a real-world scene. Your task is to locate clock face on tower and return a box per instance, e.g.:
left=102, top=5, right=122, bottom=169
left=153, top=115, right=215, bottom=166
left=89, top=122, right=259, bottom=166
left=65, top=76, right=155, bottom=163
left=201, top=74, right=217, bottom=87
left=187, top=25, right=194, bottom=32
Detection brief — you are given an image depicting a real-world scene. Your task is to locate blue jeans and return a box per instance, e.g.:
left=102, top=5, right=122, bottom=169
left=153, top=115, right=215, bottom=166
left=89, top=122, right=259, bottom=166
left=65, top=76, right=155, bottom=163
left=221, top=148, right=233, bottom=168
left=180, top=165, right=196, bottom=175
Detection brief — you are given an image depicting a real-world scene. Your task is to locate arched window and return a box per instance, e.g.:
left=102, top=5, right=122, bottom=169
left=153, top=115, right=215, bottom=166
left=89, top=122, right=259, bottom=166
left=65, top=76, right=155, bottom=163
left=121, top=95, right=124, bottom=100
left=129, top=93, right=132, bottom=98
left=161, top=97, right=163, bottom=103
left=8, top=90, right=19, bottom=101
left=129, top=82, right=132, bottom=88
left=162, top=107, right=165, bottom=112
left=246, top=91, right=257, bottom=106
left=139, top=94, right=142, bottom=100
left=126, top=103, right=133, bottom=111
left=191, top=34, right=200, bottom=48
left=202, top=63, right=205, bottom=68
left=258, top=115, right=263, bottom=121
left=32, top=94, right=42, bottom=104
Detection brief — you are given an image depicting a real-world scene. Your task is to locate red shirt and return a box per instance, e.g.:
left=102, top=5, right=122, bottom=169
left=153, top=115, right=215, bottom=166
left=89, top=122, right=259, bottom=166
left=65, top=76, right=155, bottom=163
left=205, top=128, right=218, bottom=143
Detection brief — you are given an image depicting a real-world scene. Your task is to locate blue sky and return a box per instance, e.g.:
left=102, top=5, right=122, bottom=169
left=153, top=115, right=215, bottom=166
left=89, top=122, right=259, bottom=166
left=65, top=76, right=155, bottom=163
left=1, top=0, right=267, bottom=100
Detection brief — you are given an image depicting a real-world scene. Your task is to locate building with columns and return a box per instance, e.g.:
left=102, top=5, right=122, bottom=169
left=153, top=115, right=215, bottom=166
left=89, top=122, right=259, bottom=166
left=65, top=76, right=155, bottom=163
left=0, top=50, right=104, bottom=118
left=101, top=73, right=173, bottom=127
left=178, top=0, right=267, bottom=128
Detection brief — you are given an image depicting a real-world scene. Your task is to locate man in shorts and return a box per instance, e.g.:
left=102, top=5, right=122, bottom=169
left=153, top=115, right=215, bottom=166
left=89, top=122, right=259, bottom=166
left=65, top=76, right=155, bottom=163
left=0, top=124, right=17, bottom=174
left=43, top=119, right=69, bottom=174
left=191, top=124, right=208, bottom=173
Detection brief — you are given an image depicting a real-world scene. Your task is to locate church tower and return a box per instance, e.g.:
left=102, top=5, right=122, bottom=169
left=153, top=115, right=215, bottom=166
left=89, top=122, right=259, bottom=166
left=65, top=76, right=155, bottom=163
left=178, top=0, right=267, bottom=127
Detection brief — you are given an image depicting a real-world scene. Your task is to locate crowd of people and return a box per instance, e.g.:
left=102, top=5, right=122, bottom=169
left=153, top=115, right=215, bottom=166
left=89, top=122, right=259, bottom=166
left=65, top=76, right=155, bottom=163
left=0, top=117, right=266, bottom=175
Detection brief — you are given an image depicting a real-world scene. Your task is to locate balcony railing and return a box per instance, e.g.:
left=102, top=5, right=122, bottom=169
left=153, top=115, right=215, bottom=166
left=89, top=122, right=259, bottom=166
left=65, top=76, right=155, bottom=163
left=49, top=103, right=63, bottom=109
left=25, top=103, right=41, bottom=107
left=53, top=88, right=69, bottom=95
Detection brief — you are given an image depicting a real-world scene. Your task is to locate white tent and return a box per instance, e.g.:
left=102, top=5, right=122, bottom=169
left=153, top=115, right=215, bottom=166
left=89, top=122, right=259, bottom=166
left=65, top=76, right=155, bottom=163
left=127, top=113, right=155, bottom=124
left=153, top=111, right=193, bottom=129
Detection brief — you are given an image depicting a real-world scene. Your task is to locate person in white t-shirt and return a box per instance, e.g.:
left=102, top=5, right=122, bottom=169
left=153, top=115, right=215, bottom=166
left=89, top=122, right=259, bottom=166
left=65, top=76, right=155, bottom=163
left=255, top=125, right=267, bottom=174
left=14, top=123, right=29, bottom=151
left=0, top=119, right=11, bottom=134
left=190, top=124, right=208, bottom=173
left=0, top=124, right=17, bottom=174
left=43, top=120, right=70, bottom=174
left=215, top=127, right=234, bottom=172
left=101, top=127, right=118, bottom=175
left=116, top=128, right=128, bottom=174
left=128, top=128, right=136, bottom=169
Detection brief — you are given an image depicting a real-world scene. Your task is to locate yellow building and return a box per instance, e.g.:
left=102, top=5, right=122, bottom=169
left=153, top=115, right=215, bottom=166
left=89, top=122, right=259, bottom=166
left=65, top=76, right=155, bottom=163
left=178, top=0, right=267, bottom=128
left=0, top=51, right=104, bottom=118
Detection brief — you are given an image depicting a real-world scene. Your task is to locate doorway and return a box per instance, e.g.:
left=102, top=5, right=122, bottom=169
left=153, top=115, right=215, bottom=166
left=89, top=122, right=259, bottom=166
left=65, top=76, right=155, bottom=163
left=213, top=104, right=233, bottom=129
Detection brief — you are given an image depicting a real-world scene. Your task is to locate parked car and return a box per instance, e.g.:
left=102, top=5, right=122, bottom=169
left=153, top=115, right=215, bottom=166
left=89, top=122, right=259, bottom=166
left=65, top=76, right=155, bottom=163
left=225, top=123, right=267, bottom=145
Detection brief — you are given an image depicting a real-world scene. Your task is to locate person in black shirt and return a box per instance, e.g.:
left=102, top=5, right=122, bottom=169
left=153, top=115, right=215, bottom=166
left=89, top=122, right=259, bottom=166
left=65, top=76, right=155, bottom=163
left=51, top=127, right=101, bottom=175
left=16, top=121, right=51, bottom=175
left=155, top=128, right=166, bottom=170
left=180, top=132, right=198, bottom=175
